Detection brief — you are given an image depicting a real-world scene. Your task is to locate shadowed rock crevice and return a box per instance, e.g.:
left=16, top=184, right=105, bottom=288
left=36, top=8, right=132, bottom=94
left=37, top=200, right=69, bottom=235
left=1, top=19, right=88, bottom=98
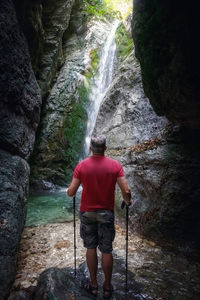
left=132, top=0, right=200, bottom=129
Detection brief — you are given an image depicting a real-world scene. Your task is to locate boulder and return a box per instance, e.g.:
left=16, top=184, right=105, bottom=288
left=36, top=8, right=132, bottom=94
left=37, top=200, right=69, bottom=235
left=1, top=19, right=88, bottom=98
left=31, top=260, right=142, bottom=299
left=32, top=268, right=79, bottom=300
left=0, top=149, right=30, bottom=299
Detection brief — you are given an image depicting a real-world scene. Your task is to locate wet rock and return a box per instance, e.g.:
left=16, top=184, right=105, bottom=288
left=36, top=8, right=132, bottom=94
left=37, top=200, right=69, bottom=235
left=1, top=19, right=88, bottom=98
left=32, top=263, right=142, bottom=299
left=33, top=267, right=82, bottom=300
left=29, top=179, right=56, bottom=193
left=30, top=18, right=117, bottom=185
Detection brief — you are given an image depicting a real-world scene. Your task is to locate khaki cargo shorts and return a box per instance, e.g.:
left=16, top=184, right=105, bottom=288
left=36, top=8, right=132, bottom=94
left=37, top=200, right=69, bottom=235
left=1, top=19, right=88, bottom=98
left=80, top=210, right=115, bottom=253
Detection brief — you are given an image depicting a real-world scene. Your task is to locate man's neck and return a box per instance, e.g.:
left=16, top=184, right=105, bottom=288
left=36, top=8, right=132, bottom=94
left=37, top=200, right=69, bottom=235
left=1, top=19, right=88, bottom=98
left=92, top=152, right=105, bottom=156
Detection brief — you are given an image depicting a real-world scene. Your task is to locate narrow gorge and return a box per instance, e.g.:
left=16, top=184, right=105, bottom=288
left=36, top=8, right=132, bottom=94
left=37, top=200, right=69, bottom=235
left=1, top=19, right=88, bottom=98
left=0, top=0, right=200, bottom=299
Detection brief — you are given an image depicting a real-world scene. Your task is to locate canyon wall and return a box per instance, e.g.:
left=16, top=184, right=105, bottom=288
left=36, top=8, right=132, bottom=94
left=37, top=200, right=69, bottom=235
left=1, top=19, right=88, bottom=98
left=94, top=50, right=200, bottom=244
left=13, top=0, right=75, bottom=98
left=131, top=0, right=200, bottom=244
left=1, top=0, right=200, bottom=298
left=94, top=3, right=200, bottom=246
left=132, top=0, right=200, bottom=129
left=30, top=14, right=117, bottom=186
left=0, top=1, right=41, bottom=298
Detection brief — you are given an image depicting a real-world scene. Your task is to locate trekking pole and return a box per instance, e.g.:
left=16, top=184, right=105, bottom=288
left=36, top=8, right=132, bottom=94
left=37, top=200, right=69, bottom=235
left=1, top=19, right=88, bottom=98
left=121, top=200, right=129, bottom=294
left=73, top=196, right=77, bottom=277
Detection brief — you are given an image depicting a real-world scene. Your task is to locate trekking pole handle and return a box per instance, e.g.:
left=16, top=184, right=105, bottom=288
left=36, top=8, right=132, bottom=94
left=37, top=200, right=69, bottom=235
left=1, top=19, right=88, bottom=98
left=121, top=200, right=125, bottom=209
left=122, top=200, right=129, bottom=209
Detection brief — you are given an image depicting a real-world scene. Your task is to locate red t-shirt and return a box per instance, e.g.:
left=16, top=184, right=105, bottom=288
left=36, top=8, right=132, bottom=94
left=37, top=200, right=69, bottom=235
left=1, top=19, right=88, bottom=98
left=74, top=155, right=124, bottom=211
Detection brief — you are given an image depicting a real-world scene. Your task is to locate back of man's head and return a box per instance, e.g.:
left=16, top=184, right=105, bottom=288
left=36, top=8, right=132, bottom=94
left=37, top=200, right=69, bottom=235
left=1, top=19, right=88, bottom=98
left=90, top=135, right=106, bottom=154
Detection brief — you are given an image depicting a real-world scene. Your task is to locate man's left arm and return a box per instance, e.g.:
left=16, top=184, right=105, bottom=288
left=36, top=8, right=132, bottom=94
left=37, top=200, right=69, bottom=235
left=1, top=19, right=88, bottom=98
left=117, top=176, right=131, bottom=206
left=67, top=178, right=81, bottom=197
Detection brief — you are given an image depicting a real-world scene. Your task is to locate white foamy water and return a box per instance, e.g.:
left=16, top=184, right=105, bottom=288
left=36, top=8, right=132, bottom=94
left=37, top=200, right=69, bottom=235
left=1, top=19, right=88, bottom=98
left=83, top=21, right=119, bottom=157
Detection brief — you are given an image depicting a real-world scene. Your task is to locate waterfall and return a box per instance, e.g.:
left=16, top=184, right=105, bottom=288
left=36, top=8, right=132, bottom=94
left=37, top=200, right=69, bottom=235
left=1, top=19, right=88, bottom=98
left=83, top=21, right=119, bottom=157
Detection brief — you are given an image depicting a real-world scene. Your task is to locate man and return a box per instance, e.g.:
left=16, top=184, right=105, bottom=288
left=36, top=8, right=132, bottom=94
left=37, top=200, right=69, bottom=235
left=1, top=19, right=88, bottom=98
left=67, top=135, right=131, bottom=298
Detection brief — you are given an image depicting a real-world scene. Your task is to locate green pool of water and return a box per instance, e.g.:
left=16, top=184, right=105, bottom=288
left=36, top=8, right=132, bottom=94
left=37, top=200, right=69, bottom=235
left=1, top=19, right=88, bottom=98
left=26, top=188, right=81, bottom=227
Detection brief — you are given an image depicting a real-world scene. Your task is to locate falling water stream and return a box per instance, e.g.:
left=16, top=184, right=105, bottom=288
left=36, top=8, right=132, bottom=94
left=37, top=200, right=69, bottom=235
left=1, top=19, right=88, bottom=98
left=83, top=21, right=119, bottom=157
left=26, top=22, right=119, bottom=227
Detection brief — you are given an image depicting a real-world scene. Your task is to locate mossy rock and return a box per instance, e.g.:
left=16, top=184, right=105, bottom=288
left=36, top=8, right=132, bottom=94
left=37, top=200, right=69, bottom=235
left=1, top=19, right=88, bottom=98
left=30, top=43, right=101, bottom=185
left=58, top=93, right=89, bottom=182
left=115, top=22, right=133, bottom=63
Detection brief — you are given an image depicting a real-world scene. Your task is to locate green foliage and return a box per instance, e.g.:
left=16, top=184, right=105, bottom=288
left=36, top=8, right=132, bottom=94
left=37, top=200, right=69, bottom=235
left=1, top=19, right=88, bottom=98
left=83, top=49, right=100, bottom=88
left=82, top=0, right=120, bottom=19
left=90, top=49, right=100, bottom=71
left=82, top=0, right=132, bottom=20
left=115, top=22, right=133, bottom=62
left=62, top=49, right=100, bottom=181
left=31, top=47, right=100, bottom=183
left=63, top=90, right=89, bottom=181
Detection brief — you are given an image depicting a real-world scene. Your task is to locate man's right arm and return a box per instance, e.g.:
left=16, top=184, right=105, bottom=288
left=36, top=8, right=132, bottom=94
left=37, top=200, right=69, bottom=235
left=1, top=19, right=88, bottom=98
left=117, top=176, right=131, bottom=206
left=67, top=178, right=81, bottom=197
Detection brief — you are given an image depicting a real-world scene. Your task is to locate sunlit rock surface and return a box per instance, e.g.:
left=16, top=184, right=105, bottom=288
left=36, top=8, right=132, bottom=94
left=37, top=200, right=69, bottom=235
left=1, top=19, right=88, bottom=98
left=0, top=1, right=41, bottom=298
left=94, top=49, right=200, bottom=246
left=94, top=51, right=168, bottom=234
left=30, top=18, right=117, bottom=186
left=9, top=222, right=200, bottom=299
left=94, top=51, right=167, bottom=148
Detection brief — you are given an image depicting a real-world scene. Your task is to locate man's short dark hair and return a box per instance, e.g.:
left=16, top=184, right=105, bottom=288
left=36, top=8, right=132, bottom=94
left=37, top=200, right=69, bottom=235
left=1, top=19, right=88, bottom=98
left=90, top=135, right=106, bottom=154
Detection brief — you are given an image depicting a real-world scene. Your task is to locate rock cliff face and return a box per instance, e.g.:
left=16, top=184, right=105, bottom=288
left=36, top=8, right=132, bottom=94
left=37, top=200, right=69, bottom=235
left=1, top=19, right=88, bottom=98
left=0, top=1, right=41, bottom=299
left=1, top=0, right=200, bottom=297
left=132, top=0, right=200, bottom=129
left=13, top=0, right=75, bottom=98
left=30, top=15, right=117, bottom=186
left=129, top=0, right=200, bottom=244
left=95, top=46, right=200, bottom=246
